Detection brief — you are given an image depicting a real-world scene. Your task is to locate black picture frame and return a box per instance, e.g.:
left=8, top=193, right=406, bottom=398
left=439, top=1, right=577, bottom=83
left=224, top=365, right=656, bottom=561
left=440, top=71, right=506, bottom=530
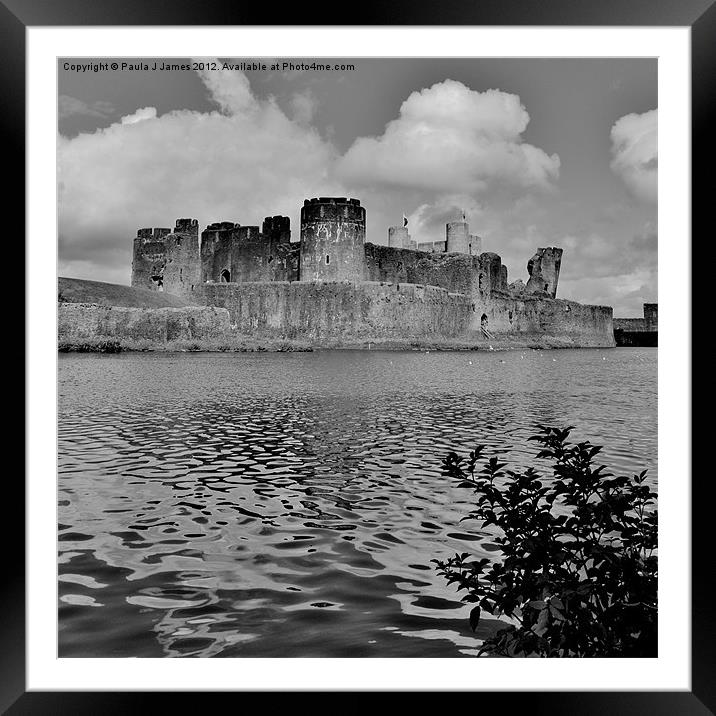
left=10, top=0, right=707, bottom=711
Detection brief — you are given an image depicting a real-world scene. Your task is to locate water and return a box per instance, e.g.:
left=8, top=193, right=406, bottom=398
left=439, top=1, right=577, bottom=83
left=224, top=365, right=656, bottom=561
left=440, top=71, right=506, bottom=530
left=58, top=348, right=657, bottom=657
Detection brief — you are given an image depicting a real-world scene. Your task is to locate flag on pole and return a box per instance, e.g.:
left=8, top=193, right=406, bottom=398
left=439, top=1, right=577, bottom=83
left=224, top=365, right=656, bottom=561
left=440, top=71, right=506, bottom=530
left=403, top=214, right=408, bottom=227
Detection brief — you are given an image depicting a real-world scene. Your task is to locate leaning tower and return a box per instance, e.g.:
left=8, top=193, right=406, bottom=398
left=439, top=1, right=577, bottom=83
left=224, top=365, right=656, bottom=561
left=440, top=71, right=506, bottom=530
left=300, top=197, right=366, bottom=282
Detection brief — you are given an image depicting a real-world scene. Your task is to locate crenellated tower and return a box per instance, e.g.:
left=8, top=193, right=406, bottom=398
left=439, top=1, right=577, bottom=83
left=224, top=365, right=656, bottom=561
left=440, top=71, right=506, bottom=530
left=132, top=219, right=199, bottom=296
left=300, top=198, right=366, bottom=282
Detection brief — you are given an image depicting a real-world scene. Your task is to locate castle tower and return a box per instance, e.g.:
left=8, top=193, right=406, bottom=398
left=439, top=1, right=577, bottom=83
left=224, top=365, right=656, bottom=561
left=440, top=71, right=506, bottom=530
left=262, top=215, right=291, bottom=252
left=446, top=221, right=470, bottom=254
left=388, top=225, right=411, bottom=249
left=132, top=226, right=172, bottom=292
left=644, top=303, right=658, bottom=331
left=300, top=197, right=366, bottom=282
left=161, top=219, right=200, bottom=296
left=525, top=247, right=563, bottom=298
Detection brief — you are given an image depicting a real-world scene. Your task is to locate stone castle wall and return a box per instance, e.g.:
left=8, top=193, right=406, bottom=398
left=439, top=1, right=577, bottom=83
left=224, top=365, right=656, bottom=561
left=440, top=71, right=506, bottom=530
left=58, top=303, right=230, bottom=343
left=196, top=280, right=614, bottom=346
left=363, top=244, right=508, bottom=298
left=199, top=219, right=298, bottom=285
left=199, top=281, right=473, bottom=340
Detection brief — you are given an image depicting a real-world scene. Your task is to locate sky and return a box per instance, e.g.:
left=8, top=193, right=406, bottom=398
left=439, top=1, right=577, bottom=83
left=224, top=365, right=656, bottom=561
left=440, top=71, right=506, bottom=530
left=58, top=57, right=657, bottom=316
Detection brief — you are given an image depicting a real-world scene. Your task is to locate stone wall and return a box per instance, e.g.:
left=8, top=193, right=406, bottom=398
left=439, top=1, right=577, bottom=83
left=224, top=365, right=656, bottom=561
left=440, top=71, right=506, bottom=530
left=58, top=303, right=231, bottom=343
left=196, top=280, right=614, bottom=347
left=474, top=295, right=614, bottom=346
left=363, top=244, right=508, bottom=298
left=200, top=221, right=297, bottom=284
left=613, top=318, right=647, bottom=332
left=199, top=281, right=473, bottom=340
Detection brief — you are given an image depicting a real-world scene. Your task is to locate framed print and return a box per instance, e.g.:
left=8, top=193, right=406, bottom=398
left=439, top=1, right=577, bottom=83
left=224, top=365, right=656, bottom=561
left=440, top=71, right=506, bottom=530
left=11, top=0, right=710, bottom=711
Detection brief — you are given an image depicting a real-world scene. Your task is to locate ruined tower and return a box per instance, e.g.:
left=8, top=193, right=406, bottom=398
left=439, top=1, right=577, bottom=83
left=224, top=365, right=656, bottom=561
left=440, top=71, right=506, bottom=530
left=525, top=247, right=563, bottom=298
left=131, top=218, right=200, bottom=296
left=388, top=225, right=411, bottom=249
left=300, top=198, right=366, bottom=282
left=446, top=221, right=470, bottom=254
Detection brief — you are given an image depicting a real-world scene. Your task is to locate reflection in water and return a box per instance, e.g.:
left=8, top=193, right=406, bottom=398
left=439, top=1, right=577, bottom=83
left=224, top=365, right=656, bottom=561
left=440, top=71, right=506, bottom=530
left=58, top=348, right=657, bottom=657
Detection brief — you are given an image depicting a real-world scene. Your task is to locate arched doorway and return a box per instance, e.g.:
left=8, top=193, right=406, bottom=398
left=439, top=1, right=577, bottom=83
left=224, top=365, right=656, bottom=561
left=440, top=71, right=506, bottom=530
left=221, top=269, right=231, bottom=283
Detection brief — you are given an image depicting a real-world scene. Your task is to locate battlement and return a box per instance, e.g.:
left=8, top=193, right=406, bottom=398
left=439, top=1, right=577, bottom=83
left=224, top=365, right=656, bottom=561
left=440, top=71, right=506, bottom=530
left=174, top=218, right=199, bottom=234
left=137, top=227, right=171, bottom=241
left=301, top=197, right=365, bottom=223
left=206, top=221, right=240, bottom=232
left=237, top=226, right=261, bottom=242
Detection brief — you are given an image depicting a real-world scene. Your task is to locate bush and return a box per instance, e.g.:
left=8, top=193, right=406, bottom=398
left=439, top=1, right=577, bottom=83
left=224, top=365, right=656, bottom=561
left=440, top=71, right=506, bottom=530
left=434, top=425, right=657, bottom=657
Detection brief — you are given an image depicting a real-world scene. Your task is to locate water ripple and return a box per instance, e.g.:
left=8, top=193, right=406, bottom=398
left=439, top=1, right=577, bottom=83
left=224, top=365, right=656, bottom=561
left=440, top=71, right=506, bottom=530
left=58, top=348, right=657, bottom=657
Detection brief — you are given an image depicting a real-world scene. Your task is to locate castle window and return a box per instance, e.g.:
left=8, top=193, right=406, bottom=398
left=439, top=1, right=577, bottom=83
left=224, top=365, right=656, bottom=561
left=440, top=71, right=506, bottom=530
left=221, top=269, right=231, bottom=282
left=325, top=254, right=330, bottom=265
left=176, top=237, right=182, bottom=247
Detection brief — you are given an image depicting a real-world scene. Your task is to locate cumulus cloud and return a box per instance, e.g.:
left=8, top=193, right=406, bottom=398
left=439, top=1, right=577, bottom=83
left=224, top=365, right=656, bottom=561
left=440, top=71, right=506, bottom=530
left=58, top=58, right=340, bottom=283
left=120, top=107, right=157, bottom=125
left=289, top=89, right=317, bottom=125
left=193, top=60, right=257, bottom=114
left=404, top=195, right=485, bottom=246
left=337, top=80, right=560, bottom=194
left=610, top=108, right=657, bottom=203
left=59, top=95, right=115, bottom=120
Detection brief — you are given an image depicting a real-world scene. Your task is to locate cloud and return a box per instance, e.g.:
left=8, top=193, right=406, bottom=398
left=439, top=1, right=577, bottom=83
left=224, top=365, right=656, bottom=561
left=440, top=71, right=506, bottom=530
left=58, top=95, right=115, bottom=121
left=120, top=107, right=157, bottom=125
left=289, top=89, right=317, bottom=125
left=337, top=80, right=560, bottom=194
left=610, top=108, right=657, bottom=203
left=58, top=59, right=340, bottom=283
left=193, top=60, right=257, bottom=114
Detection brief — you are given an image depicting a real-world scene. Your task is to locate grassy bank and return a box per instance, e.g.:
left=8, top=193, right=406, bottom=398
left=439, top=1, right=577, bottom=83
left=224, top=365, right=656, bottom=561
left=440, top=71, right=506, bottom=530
left=58, top=335, right=315, bottom=353
left=58, top=277, right=196, bottom=309
left=58, top=332, right=611, bottom=353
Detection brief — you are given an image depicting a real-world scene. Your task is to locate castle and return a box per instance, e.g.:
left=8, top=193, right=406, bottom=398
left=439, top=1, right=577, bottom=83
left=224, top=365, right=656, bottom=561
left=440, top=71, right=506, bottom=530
left=130, top=197, right=614, bottom=347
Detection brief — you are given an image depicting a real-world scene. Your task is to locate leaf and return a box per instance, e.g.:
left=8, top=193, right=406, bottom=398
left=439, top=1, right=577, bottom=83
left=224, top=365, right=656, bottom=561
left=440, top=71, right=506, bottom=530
left=469, top=605, right=481, bottom=632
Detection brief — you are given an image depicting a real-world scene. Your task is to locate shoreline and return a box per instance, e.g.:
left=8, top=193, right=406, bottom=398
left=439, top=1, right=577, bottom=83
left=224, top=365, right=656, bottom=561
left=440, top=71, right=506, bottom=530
left=58, top=334, right=617, bottom=354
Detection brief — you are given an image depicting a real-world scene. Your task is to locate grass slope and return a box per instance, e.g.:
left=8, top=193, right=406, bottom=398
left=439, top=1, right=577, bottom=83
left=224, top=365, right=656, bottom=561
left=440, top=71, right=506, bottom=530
left=58, top=277, right=197, bottom=309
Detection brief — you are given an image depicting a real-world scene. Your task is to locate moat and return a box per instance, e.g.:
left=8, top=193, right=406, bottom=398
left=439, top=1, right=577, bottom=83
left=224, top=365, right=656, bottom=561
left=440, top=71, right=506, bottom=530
left=58, top=348, right=657, bottom=657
